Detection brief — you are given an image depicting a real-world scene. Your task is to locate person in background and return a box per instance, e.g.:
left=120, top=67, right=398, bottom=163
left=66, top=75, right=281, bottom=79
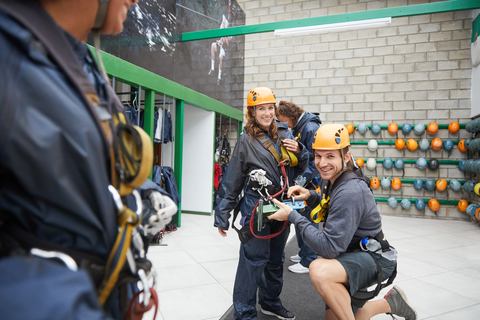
left=214, top=87, right=308, bottom=320
left=0, top=0, right=176, bottom=319
left=277, top=100, right=322, bottom=274
left=268, top=124, right=417, bottom=320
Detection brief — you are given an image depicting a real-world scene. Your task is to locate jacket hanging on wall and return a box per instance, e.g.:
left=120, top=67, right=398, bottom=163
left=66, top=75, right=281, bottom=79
left=152, top=165, right=180, bottom=205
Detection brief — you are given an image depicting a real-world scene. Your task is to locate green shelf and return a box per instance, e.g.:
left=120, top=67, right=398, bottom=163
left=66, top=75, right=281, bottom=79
left=375, top=198, right=466, bottom=205
left=361, top=159, right=460, bottom=165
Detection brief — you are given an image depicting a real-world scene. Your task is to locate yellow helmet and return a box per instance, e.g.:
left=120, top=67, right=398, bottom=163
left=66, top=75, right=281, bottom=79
left=247, top=87, right=277, bottom=107
left=312, top=124, right=350, bottom=150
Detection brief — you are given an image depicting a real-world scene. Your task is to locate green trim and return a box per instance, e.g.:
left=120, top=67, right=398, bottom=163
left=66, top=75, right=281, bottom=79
left=352, top=124, right=466, bottom=130
left=144, top=90, right=155, bottom=180
left=367, top=178, right=466, bottom=184
left=351, top=140, right=461, bottom=145
left=181, top=210, right=212, bottom=216
left=362, top=159, right=460, bottom=165
left=181, top=0, right=480, bottom=41
left=375, top=197, right=466, bottom=205
left=174, top=99, right=185, bottom=227
left=88, top=45, right=243, bottom=121
left=473, top=12, right=480, bottom=43
left=238, top=121, right=243, bottom=138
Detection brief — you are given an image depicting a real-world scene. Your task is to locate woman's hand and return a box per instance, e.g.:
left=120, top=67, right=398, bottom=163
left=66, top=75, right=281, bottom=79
left=218, top=227, right=227, bottom=237
left=287, top=185, right=310, bottom=201
left=267, top=199, right=292, bottom=222
left=283, top=138, right=300, bottom=153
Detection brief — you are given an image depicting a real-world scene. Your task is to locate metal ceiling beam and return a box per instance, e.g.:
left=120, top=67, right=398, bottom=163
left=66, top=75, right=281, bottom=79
left=181, top=0, right=480, bottom=42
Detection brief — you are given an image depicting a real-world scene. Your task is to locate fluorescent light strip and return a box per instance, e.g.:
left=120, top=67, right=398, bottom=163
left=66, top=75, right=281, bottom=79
left=274, top=17, right=392, bottom=36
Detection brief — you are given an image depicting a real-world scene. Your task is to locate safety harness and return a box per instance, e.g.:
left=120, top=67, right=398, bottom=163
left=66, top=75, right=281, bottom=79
left=312, top=170, right=397, bottom=308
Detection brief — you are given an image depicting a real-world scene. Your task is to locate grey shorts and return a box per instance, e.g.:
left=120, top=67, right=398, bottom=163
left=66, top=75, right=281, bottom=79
left=326, top=251, right=396, bottom=313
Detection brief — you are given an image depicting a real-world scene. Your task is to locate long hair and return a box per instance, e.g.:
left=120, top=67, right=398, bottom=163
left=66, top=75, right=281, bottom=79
left=245, top=105, right=279, bottom=141
left=277, top=100, right=304, bottom=127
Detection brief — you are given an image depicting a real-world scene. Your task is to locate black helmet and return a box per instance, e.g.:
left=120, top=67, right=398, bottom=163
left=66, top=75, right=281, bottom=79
left=428, top=158, right=439, bottom=170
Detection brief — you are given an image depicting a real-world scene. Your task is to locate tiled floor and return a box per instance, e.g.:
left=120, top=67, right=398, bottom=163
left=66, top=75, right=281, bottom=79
left=145, top=213, right=480, bottom=320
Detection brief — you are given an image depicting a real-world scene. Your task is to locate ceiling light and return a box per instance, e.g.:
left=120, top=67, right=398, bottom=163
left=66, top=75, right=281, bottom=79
left=274, top=17, right=392, bottom=36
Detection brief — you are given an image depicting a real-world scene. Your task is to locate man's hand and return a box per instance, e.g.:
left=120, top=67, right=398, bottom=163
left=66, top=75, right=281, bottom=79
left=267, top=199, right=293, bottom=222
left=287, top=185, right=310, bottom=201
left=218, top=227, right=227, bottom=237
left=143, top=190, right=177, bottom=235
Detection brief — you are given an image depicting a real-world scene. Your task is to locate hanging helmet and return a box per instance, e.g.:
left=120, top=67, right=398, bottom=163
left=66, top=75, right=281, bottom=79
left=355, top=158, right=364, bottom=168
left=471, top=138, right=480, bottom=152
left=312, top=124, right=350, bottom=150
left=458, top=140, right=467, bottom=152
left=391, top=178, right=402, bottom=190
left=442, top=139, right=454, bottom=151
left=466, top=120, right=474, bottom=132
left=424, top=179, right=435, bottom=191
left=466, top=204, right=478, bottom=216
left=457, top=199, right=468, bottom=212
left=406, top=139, right=418, bottom=151
left=370, top=177, right=380, bottom=189
left=419, top=138, right=430, bottom=151
left=413, top=178, right=424, bottom=190
left=387, top=123, right=398, bottom=135
left=435, top=179, right=447, bottom=192
left=394, top=158, right=404, bottom=170
left=464, top=137, right=473, bottom=150
left=415, top=198, right=425, bottom=210
left=475, top=182, right=480, bottom=196
left=473, top=160, right=480, bottom=173
left=428, top=158, right=439, bottom=170
left=416, top=157, right=427, bottom=169
left=381, top=177, right=391, bottom=190
left=449, top=179, right=462, bottom=192
left=458, top=159, right=466, bottom=171
left=371, top=123, right=381, bottom=135
left=366, top=158, right=377, bottom=170
left=346, top=123, right=355, bottom=135
left=414, top=123, right=425, bottom=135
left=402, top=123, right=412, bottom=135
left=388, top=197, right=398, bottom=208
left=463, top=180, right=476, bottom=193
left=247, top=87, right=277, bottom=107
left=430, top=138, right=443, bottom=151
left=448, top=121, right=460, bottom=134
left=474, top=118, right=480, bottom=132
left=427, top=122, right=439, bottom=135
left=401, top=199, right=412, bottom=209
left=428, top=199, right=440, bottom=212
left=367, top=139, right=378, bottom=152
left=476, top=208, right=480, bottom=221
left=464, top=159, right=474, bottom=172
left=383, top=157, right=393, bottom=169
left=395, top=139, right=405, bottom=150
left=357, top=123, right=368, bottom=134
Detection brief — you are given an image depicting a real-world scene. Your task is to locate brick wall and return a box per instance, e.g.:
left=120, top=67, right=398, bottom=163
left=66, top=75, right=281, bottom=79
left=236, top=0, right=475, bottom=221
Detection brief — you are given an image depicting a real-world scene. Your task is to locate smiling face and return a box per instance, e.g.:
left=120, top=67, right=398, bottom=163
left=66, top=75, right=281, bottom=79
left=253, top=103, right=276, bottom=130
left=314, top=149, right=351, bottom=183
left=99, top=0, right=138, bottom=35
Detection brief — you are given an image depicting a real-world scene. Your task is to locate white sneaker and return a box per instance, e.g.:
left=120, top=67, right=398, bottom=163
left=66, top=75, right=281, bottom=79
left=290, top=254, right=301, bottom=263
left=288, top=262, right=309, bottom=274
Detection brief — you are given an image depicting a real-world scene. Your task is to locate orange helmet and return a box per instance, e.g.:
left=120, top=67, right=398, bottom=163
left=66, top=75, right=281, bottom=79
left=391, top=178, right=402, bottom=190
left=431, top=138, right=443, bottom=151
left=395, top=139, right=405, bottom=150
left=406, top=139, right=418, bottom=151
left=458, top=140, right=467, bottom=152
left=427, top=122, right=438, bottom=135
left=448, top=121, right=459, bottom=134
left=457, top=199, right=468, bottom=212
left=370, top=177, right=380, bottom=189
left=387, top=123, right=398, bottom=135
left=476, top=207, right=480, bottom=221
left=247, top=87, right=277, bottom=107
left=312, top=124, right=350, bottom=150
left=355, top=158, right=364, bottom=168
left=346, top=123, right=355, bottom=135
left=435, top=179, right=447, bottom=192
left=428, top=199, right=440, bottom=212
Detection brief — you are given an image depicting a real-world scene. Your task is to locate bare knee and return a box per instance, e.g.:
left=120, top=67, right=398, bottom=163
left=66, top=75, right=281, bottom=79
left=309, top=259, right=332, bottom=287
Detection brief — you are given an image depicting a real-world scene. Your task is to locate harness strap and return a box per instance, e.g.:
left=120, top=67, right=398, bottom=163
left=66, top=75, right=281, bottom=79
left=256, top=132, right=298, bottom=166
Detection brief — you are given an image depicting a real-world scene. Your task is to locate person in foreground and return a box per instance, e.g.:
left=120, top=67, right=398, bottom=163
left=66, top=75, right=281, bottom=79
left=268, top=124, right=417, bottom=320
left=214, top=87, right=308, bottom=320
left=0, top=1, right=177, bottom=319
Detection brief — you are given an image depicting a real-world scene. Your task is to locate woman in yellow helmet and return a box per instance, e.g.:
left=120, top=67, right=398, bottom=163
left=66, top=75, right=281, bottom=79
left=268, top=124, right=417, bottom=320
left=215, top=87, right=309, bottom=320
